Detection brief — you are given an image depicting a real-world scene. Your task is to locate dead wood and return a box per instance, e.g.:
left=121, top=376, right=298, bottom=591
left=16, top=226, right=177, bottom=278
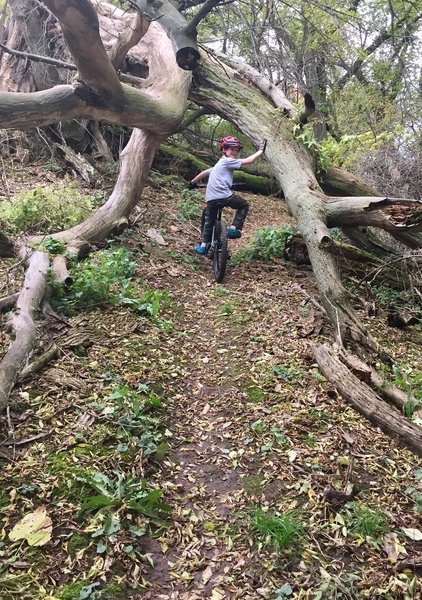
left=0, top=292, right=19, bottom=313
left=0, top=251, right=50, bottom=412
left=313, top=344, right=422, bottom=456
left=19, top=343, right=60, bottom=381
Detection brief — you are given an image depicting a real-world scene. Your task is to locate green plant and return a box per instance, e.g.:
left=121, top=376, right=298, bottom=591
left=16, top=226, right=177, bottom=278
left=371, top=284, right=403, bottom=308
left=52, top=247, right=171, bottom=319
left=232, top=226, right=296, bottom=263
left=177, top=189, right=203, bottom=221
left=0, top=181, right=93, bottom=234
left=390, top=364, right=422, bottom=419
left=249, top=507, right=305, bottom=553
left=41, top=237, right=67, bottom=255
left=273, top=365, right=298, bottom=380
left=345, top=503, right=390, bottom=538
left=292, top=123, right=331, bottom=174
left=107, top=384, right=164, bottom=455
left=313, top=572, right=361, bottom=599
left=77, top=470, right=170, bottom=552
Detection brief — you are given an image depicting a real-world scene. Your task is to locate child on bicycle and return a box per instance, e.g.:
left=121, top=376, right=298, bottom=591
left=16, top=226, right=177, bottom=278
left=188, top=136, right=267, bottom=254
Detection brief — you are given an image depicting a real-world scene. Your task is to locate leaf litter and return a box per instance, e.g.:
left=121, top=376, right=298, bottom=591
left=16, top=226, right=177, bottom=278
left=0, top=174, right=421, bottom=599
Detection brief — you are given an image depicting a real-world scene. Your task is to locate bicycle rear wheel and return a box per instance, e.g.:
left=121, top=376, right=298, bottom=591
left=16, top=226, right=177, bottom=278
left=213, top=220, right=228, bottom=283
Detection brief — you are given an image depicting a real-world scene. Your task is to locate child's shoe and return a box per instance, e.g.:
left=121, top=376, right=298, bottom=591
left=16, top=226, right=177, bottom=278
left=194, top=244, right=208, bottom=255
left=227, top=226, right=241, bottom=239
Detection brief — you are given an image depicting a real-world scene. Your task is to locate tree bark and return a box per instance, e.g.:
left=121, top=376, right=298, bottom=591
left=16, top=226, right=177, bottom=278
left=0, top=251, right=49, bottom=412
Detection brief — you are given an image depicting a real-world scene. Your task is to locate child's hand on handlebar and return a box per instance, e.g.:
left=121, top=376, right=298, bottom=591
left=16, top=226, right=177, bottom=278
left=187, top=181, right=199, bottom=190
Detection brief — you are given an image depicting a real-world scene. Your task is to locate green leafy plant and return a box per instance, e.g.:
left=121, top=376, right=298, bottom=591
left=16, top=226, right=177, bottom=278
left=292, top=123, right=331, bottom=174
left=41, top=237, right=67, bottom=255
left=232, top=225, right=296, bottom=264
left=177, top=189, right=203, bottom=221
left=391, top=364, right=422, bottom=418
left=107, top=384, right=164, bottom=455
left=345, top=503, right=390, bottom=538
left=0, top=181, right=93, bottom=234
left=52, top=246, right=171, bottom=319
left=77, top=470, right=170, bottom=553
left=250, top=507, right=304, bottom=553
left=372, top=284, right=403, bottom=308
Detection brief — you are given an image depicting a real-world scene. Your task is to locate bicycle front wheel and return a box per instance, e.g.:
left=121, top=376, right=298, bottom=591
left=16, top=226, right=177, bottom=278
left=213, top=220, right=228, bottom=283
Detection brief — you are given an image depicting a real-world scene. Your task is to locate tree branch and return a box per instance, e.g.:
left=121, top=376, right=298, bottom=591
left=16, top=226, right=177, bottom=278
left=134, top=0, right=200, bottom=70
left=42, top=0, right=124, bottom=106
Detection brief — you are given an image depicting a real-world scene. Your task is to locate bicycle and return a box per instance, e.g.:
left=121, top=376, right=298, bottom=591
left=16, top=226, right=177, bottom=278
left=200, top=204, right=229, bottom=283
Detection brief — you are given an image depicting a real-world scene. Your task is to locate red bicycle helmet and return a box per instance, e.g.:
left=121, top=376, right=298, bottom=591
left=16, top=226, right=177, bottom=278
left=219, top=136, right=242, bottom=151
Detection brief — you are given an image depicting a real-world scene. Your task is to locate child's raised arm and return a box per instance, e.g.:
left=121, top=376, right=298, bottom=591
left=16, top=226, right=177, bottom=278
left=240, top=139, right=266, bottom=165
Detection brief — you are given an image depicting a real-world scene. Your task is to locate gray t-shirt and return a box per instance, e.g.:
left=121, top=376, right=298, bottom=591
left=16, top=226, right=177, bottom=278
left=205, top=156, right=242, bottom=202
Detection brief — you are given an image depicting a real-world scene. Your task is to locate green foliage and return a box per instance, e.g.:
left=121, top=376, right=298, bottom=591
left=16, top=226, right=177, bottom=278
left=232, top=226, right=296, bottom=264
left=250, top=507, right=304, bottom=553
left=345, top=503, right=390, bottom=538
left=293, top=124, right=331, bottom=174
left=52, top=246, right=171, bottom=318
left=106, top=383, right=165, bottom=455
left=391, top=364, right=422, bottom=418
left=406, top=468, right=422, bottom=513
left=371, top=284, right=403, bottom=309
left=0, top=182, right=93, bottom=234
left=40, top=237, right=67, bottom=255
left=320, top=127, right=401, bottom=171
left=177, top=189, right=203, bottom=221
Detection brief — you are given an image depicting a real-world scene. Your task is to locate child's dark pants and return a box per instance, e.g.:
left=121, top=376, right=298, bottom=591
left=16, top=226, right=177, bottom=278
left=201, top=194, right=249, bottom=243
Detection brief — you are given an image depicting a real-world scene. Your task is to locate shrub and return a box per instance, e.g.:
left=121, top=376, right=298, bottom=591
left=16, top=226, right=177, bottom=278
left=0, top=181, right=93, bottom=234
left=233, top=225, right=296, bottom=264
left=52, top=247, right=170, bottom=318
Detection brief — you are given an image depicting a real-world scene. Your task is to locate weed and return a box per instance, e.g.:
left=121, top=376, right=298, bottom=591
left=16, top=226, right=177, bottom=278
left=41, top=237, right=67, bottom=255
left=313, top=571, right=361, bottom=599
left=177, top=189, right=203, bottom=221
left=250, top=507, right=305, bottom=553
left=345, top=503, right=390, bottom=538
left=245, top=385, right=265, bottom=403
left=0, top=181, right=93, bottom=234
left=273, top=365, right=298, bottom=380
left=220, top=302, right=235, bottom=315
left=371, top=284, right=403, bottom=308
left=232, top=225, right=296, bottom=264
left=77, top=470, right=170, bottom=551
left=167, top=250, right=199, bottom=270
left=391, top=364, right=422, bottom=418
left=52, top=246, right=171, bottom=319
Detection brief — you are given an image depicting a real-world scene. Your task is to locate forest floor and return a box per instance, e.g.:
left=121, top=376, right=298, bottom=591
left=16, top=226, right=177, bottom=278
left=0, top=166, right=421, bottom=600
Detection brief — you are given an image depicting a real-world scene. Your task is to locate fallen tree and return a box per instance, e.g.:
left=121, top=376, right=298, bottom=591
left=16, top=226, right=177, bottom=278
left=0, top=0, right=421, bottom=453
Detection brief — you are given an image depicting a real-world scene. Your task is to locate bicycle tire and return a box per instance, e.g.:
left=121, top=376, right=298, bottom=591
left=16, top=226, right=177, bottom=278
left=213, top=219, right=228, bottom=283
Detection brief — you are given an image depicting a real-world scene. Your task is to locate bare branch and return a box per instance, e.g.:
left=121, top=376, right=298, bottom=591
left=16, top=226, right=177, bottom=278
left=0, top=41, right=76, bottom=70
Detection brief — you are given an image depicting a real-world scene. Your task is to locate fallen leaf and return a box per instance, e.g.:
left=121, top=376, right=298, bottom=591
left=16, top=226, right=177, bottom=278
left=287, top=450, right=297, bottom=463
left=202, top=565, right=213, bottom=584
left=402, top=527, right=422, bottom=541
left=202, top=403, right=211, bottom=415
left=146, top=228, right=167, bottom=245
left=9, top=506, right=52, bottom=546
